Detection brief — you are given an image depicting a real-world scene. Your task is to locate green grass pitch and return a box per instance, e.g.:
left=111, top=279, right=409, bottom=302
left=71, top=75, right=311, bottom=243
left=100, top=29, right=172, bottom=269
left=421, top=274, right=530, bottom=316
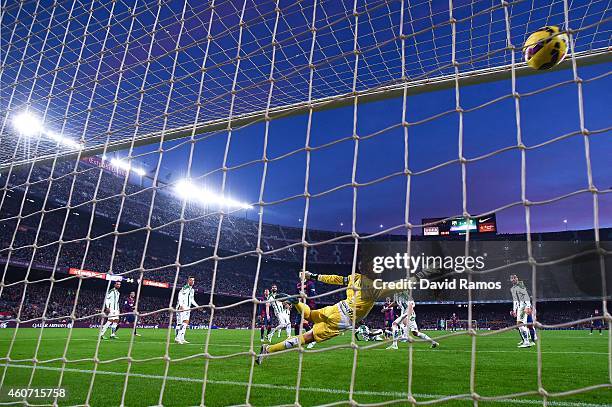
left=0, top=328, right=609, bottom=406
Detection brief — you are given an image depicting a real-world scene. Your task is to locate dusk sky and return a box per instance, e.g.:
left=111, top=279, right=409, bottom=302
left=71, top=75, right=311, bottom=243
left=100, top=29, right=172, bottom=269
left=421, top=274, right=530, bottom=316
left=130, top=61, right=612, bottom=235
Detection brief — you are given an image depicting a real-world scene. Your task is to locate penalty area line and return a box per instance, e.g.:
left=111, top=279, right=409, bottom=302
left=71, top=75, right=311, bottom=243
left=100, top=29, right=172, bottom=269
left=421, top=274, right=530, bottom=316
left=1, top=363, right=608, bottom=407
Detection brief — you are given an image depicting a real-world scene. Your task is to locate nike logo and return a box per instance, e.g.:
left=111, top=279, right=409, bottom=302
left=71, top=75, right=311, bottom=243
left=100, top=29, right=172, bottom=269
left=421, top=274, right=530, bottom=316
left=479, top=217, right=491, bottom=223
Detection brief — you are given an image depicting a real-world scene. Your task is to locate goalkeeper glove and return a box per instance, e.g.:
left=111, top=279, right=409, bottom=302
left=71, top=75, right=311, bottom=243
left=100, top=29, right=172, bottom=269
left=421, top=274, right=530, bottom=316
left=303, top=271, right=318, bottom=281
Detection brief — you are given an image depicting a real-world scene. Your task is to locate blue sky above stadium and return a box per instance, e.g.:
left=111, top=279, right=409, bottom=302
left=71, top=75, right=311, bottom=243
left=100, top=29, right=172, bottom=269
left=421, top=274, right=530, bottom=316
left=2, top=0, right=610, bottom=234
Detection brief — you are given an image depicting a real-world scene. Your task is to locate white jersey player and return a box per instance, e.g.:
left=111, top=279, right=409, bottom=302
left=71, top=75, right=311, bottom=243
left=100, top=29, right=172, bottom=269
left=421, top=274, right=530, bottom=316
left=175, top=276, right=198, bottom=344
left=100, top=281, right=121, bottom=339
left=387, top=291, right=438, bottom=350
left=510, top=274, right=534, bottom=348
left=355, top=324, right=385, bottom=341
left=393, top=291, right=411, bottom=340
left=267, top=284, right=292, bottom=341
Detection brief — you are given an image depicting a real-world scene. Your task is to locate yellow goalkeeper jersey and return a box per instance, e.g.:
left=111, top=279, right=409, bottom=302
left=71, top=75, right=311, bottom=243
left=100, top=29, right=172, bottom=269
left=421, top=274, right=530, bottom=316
left=317, top=273, right=395, bottom=324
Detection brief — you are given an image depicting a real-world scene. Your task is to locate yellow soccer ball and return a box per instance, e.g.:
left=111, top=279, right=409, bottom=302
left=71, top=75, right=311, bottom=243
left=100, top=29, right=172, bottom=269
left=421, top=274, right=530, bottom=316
left=523, top=26, right=569, bottom=70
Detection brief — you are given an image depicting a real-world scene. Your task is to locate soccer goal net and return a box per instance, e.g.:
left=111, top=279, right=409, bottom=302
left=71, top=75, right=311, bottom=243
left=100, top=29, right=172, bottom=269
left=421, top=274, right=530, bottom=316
left=0, top=0, right=610, bottom=405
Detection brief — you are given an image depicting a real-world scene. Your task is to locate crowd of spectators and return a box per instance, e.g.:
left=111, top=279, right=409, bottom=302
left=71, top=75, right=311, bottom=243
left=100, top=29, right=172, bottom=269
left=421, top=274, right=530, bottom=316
left=2, top=160, right=352, bottom=264
left=1, top=159, right=609, bottom=331
left=0, top=282, right=255, bottom=328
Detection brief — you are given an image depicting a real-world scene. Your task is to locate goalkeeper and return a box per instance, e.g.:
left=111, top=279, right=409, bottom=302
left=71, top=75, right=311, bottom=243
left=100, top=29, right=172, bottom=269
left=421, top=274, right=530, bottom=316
left=257, top=269, right=405, bottom=364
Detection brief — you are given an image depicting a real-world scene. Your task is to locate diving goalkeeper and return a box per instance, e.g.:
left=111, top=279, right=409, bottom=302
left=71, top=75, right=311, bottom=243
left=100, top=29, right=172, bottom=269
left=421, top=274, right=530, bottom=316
left=257, top=270, right=406, bottom=364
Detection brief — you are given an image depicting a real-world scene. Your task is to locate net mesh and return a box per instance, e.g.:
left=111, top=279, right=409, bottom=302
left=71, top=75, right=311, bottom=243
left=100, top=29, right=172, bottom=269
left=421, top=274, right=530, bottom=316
left=0, top=0, right=611, bottom=405
left=1, top=0, right=610, bottom=166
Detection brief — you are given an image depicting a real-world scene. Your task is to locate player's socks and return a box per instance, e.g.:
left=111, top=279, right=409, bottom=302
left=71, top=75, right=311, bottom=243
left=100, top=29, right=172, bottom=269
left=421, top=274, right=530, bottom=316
left=100, top=321, right=112, bottom=336
left=268, top=326, right=278, bottom=340
left=401, top=324, right=408, bottom=339
left=285, top=324, right=291, bottom=337
left=391, top=324, right=400, bottom=345
left=268, top=335, right=306, bottom=353
left=110, top=323, right=118, bottom=338
left=260, top=326, right=265, bottom=340
left=179, top=323, right=188, bottom=341
left=415, top=331, right=435, bottom=344
left=518, top=326, right=530, bottom=344
left=529, top=327, right=537, bottom=341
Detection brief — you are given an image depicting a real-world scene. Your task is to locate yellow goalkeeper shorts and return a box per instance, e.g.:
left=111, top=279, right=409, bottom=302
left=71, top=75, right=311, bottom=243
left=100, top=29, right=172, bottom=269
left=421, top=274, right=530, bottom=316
left=311, top=303, right=351, bottom=343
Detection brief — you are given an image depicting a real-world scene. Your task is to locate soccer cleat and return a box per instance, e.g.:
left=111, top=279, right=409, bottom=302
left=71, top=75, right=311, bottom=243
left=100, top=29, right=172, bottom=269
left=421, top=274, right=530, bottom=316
left=110, top=335, right=117, bottom=339
left=306, top=342, right=315, bottom=349
left=266, top=333, right=273, bottom=342
left=175, top=338, right=184, bottom=344
left=431, top=341, right=439, bottom=349
left=182, top=340, right=190, bottom=344
left=518, top=342, right=531, bottom=348
left=134, top=333, right=142, bottom=337
left=100, top=336, right=108, bottom=340
left=386, top=343, right=398, bottom=350
left=256, top=345, right=268, bottom=365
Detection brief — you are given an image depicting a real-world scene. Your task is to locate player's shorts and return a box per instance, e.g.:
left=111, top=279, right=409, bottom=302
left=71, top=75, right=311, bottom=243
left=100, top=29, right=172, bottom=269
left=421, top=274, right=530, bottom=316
left=277, top=312, right=290, bottom=326
left=258, top=315, right=270, bottom=327
left=177, top=310, right=191, bottom=322
left=407, top=318, right=418, bottom=332
left=394, top=311, right=418, bottom=332
left=311, top=302, right=352, bottom=343
left=107, top=310, right=120, bottom=320
left=516, top=303, right=531, bottom=324
left=124, top=314, right=135, bottom=323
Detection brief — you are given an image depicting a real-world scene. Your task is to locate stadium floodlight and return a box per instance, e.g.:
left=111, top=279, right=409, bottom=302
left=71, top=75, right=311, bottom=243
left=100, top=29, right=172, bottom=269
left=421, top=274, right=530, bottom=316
left=110, top=158, right=146, bottom=176
left=175, top=179, right=252, bottom=210
left=12, top=111, right=83, bottom=150
left=12, top=111, right=43, bottom=136
left=47, top=131, right=84, bottom=151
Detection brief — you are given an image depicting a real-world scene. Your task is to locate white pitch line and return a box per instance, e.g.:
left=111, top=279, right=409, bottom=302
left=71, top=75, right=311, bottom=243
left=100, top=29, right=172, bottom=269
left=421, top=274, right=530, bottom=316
left=1, top=364, right=609, bottom=407
left=0, top=337, right=608, bottom=355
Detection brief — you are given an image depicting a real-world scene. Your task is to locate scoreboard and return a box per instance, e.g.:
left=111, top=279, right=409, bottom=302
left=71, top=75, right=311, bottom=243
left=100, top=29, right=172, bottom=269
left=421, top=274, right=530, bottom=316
left=422, top=214, right=497, bottom=236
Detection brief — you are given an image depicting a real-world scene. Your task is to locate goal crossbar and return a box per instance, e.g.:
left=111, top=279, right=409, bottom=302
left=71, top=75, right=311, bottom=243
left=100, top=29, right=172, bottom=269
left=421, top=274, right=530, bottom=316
left=1, top=47, right=609, bottom=175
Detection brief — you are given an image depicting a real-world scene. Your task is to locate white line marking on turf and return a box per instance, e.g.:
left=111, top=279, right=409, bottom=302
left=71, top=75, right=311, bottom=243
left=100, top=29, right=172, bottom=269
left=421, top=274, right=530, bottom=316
left=0, top=338, right=607, bottom=355
left=1, top=364, right=608, bottom=407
